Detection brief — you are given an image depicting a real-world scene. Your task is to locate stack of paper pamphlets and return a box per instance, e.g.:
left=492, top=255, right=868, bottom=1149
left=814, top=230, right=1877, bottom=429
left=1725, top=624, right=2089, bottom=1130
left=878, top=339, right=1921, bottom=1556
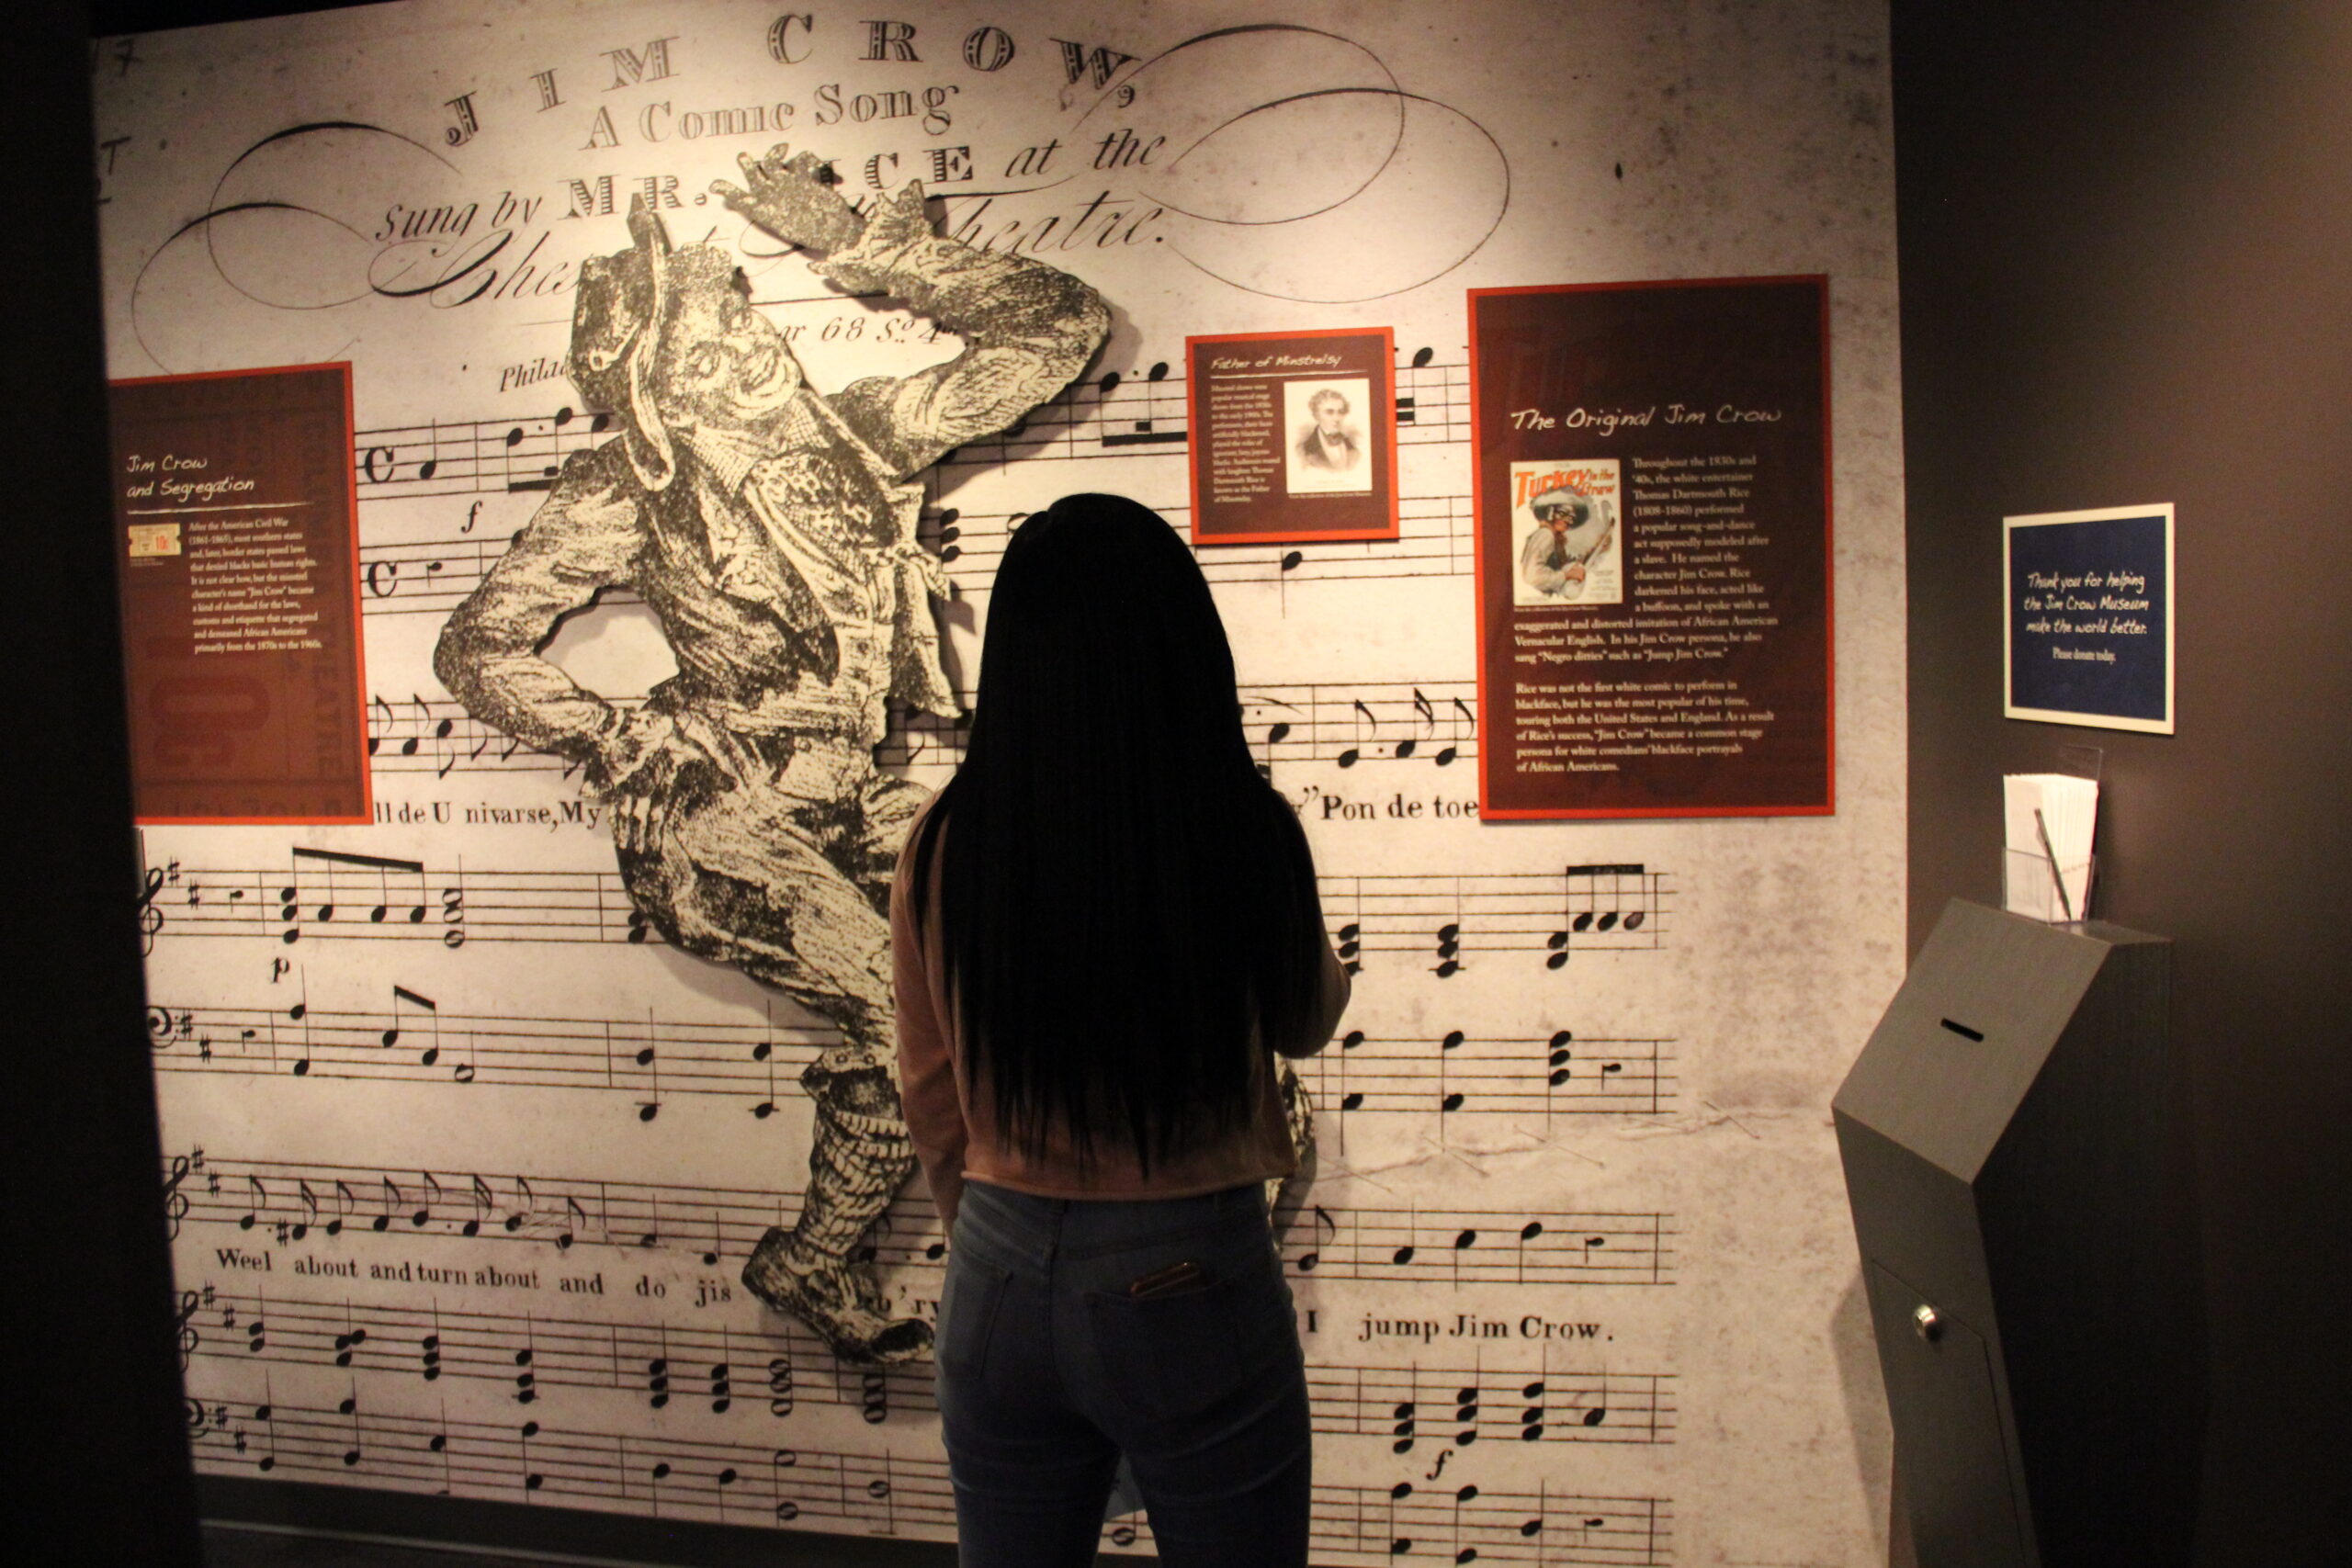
left=2003, top=773, right=2099, bottom=922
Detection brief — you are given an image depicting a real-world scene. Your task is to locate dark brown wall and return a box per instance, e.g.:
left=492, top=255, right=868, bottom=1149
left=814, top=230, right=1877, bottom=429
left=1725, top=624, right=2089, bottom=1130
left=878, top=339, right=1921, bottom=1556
left=14, top=4, right=203, bottom=1562
left=1894, top=4, right=2351, bottom=1562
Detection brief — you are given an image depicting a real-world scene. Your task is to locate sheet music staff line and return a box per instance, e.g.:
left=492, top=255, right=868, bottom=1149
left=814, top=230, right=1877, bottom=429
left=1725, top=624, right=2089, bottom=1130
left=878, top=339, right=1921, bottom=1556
left=185, top=1384, right=1670, bottom=1563
left=146, top=995, right=835, bottom=1111
left=357, top=680, right=1487, bottom=780
left=934, top=353, right=1470, bottom=471
left=348, top=492, right=1482, bottom=620
left=341, top=355, right=1472, bottom=504
left=143, top=1003, right=1675, bottom=1122
left=1302, top=1032, right=1677, bottom=1122
left=166, top=1145, right=1676, bottom=1287
left=180, top=1280, right=1676, bottom=1446
left=148, top=996, right=1674, bottom=1124
left=140, top=853, right=1672, bottom=963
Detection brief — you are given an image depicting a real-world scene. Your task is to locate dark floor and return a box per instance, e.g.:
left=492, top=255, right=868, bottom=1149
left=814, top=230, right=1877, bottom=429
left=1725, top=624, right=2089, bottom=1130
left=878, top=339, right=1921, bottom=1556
left=205, top=1525, right=621, bottom=1568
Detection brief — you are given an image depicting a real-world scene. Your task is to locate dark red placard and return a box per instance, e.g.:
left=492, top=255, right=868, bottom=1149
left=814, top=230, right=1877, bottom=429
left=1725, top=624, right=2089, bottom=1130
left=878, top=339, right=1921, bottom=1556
left=1469, top=279, right=1833, bottom=819
left=112, top=364, right=369, bottom=824
left=1186, top=326, right=1399, bottom=545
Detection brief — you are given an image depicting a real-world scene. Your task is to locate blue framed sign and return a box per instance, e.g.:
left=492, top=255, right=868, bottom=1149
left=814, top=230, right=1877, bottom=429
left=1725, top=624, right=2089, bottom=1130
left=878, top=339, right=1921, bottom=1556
left=2004, top=503, right=2175, bottom=733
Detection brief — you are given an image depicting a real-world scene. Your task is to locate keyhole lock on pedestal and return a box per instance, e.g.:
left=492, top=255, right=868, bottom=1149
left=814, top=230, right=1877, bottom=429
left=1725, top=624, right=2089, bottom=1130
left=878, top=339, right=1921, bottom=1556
left=1913, top=1303, right=1943, bottom=1342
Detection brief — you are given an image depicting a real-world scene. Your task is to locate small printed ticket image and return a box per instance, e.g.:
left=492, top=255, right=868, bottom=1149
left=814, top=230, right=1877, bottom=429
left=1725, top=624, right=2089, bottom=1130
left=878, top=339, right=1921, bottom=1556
left=126, top=521, right=184, bottom=558
left=1510, top=458, right=1622, bottom=606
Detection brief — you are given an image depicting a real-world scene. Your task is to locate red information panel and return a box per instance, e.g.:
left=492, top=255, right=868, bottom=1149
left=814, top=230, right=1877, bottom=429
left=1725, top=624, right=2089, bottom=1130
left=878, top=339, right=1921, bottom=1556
left=1186, top=326, right=1399, bottom=545
left=1469, top=279, right=1832, bottom=818
left=111, top=364, right=369, bottom=824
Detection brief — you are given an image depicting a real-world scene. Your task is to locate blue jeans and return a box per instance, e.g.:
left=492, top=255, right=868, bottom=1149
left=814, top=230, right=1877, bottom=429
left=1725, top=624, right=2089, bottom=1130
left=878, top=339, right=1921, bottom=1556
left=935, top=1179, right=1312, bottom=1567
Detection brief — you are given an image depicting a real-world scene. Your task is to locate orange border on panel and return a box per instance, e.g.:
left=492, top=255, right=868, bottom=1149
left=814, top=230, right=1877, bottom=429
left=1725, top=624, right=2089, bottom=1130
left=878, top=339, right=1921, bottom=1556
left=112, top=361, right=373, bottom=826
left=1466, top=278, right=1835, bottom=821
left=1184, top=325, right=1402, bottom=546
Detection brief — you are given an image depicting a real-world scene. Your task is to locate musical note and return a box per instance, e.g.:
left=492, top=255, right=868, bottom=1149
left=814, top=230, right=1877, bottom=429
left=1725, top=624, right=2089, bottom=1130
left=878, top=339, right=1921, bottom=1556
left=1335, top=1029, right=1366, bottom=1113
left=154, top=853, right=1658, bottom=964
left=182, top=1371, right=1670, bottom=1549
left=342, top=349, right=1477, bottom=509
left=1338, top=699, right=1377, bottom=768
left=644, top=1341, right=670, bottom=1409
left=330, top=1311, right=365, bottom=1369
left=710, top=1345, right=734, bottom=1415
left=285, top=847, right=429, bottom=943
left=559, top=1194, right=587, bottom=1250
left=1439, top=695, right=1474, bottom=767
left=465, top=1174, right=494, bottom=1237
left=417, top=421, right=445, bottom=482
left=1398, top=688, right=1434, bottom=760
left=508, top=1175, right=536, bottom=1235
left=1388, top=1477, right=1414, bottom=1556
left=631, top=1034, right=661, bottom=1123
left=511, top=1325, right=538, bottom=1404
left=1434, top=916, right=1464, bottom=978
left=768, top=1354, right=795, bottom=1418
left=1297, top=1205, right=1338, bottom=1273
left=1572, top=1371, right=1610, bottom=1431
left=374, top=1176, right=401, bottom=1233
left=366, top=694, right=395, bottom=757
left=356, top=680, right=1481, bottom=782
left=285, top=981, right=313, bottom=1077
left=1274, top=1201, right=1674, bottom=1286
left=1434, top=1032, right=1469, bottom=1123
left=1451, top=1483, right=1481, bottom=1560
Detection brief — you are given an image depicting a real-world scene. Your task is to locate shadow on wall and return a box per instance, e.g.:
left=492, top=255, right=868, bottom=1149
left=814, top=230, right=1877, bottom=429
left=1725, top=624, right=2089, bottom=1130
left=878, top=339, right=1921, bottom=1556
left=1829, top=1267, right=1894, bottom=1563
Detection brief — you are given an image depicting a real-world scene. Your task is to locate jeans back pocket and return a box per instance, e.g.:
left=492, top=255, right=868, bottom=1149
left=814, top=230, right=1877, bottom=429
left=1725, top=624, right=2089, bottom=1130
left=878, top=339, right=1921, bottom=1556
left=937, top=1252, right=1012, bottom=1388
left=1084, top=1256, right=1292, bottom=1423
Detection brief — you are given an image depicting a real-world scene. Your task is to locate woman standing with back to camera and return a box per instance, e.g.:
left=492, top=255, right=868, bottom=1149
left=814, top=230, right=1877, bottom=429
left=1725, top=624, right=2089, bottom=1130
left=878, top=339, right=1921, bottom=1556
left=892, top=492, right=1351, bottom=1566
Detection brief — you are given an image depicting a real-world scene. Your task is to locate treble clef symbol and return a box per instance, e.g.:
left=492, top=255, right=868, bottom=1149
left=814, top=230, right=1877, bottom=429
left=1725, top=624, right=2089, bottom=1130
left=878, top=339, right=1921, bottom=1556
left=136, top=864, right=166, bottom=955
left=174, top=1289, right=201, bottom=1370
left=162, top=1152, right=194, bottom=1240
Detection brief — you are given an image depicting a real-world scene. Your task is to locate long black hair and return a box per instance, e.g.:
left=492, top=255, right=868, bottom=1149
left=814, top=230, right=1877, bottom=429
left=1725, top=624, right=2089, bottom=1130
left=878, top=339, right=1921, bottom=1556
left=906, top=492, right=1328, bottom=1172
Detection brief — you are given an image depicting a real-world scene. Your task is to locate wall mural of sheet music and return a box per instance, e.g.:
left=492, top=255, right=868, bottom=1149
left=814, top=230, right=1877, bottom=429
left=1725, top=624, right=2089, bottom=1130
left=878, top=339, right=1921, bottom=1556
left=98, top=3, right=1906, bottom=1563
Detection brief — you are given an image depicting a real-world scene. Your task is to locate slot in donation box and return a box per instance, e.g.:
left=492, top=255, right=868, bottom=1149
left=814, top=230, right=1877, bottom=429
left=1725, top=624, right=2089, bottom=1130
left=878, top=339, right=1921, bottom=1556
left=1834, top=900, right=2199, bottom=1568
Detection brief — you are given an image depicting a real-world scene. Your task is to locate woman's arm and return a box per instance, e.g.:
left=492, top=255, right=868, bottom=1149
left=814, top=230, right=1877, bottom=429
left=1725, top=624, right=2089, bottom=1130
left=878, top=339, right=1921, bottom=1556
left=1276, top=936, right=1352, bottom=1059
left=890, top=813, right=969, bottom=1231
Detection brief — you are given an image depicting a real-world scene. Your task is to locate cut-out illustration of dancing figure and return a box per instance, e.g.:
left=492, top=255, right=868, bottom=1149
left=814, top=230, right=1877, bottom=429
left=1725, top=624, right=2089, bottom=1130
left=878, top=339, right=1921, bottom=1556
left=435, top=147, right=1110, bottom=1361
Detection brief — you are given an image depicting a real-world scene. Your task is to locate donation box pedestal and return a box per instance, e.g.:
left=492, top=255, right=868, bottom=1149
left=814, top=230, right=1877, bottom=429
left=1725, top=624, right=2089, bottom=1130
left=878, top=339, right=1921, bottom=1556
left=1834, top=900, right=2200, bottom=1568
